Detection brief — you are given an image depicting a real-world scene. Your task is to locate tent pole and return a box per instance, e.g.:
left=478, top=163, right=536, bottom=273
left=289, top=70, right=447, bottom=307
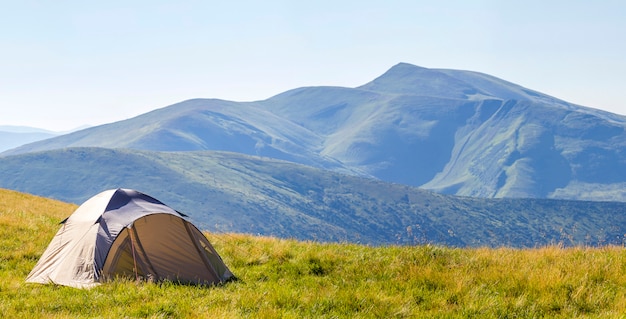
left=128, top=226, right=139, bottom=282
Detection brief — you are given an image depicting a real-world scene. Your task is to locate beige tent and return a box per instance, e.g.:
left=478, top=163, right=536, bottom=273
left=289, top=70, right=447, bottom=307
left=26, top=188, right=233, bottom=288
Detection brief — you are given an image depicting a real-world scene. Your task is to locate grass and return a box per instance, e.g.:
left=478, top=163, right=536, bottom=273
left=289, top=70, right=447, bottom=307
left=2, top=188, right=626, bottom=318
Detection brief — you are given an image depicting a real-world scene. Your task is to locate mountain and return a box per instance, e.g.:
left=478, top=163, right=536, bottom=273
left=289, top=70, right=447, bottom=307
left=0, top=125, right=58, bottom=134
left=1, top=100, right=364, bottom=177
left=0, top=125, right=90, bottom=153
left=0, top=126, right=59, bottom=152
left=3, top=63, right=626, bottom=202
left=1, top=147, right=626, bottom=247
left=264, top=64, right=626, bottom=200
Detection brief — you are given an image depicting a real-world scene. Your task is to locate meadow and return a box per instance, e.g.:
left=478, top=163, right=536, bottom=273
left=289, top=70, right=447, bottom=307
left=2, top=188, right=626, bottom=318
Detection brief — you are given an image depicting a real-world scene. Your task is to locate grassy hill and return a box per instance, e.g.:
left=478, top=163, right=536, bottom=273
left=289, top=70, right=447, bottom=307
left=3, top=148, right=626, bottom=247
left=2, top=188, right=626, bottom=317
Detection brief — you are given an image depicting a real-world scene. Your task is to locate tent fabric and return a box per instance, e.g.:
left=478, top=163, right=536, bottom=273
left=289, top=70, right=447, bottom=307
left=26, top=188, right=233, bottom=288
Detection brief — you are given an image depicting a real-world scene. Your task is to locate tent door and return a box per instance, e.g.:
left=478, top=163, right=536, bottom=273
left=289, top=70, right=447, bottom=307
left=102, top=227, right=157, bottom=281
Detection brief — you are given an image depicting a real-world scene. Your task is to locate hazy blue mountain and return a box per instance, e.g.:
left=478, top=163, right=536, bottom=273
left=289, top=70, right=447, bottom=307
left=0, top=125, right=58, bottom=133
left=0, top=126, right=60, bottom=152
left=2, top=147, right=625, bottom=247
left=265, top=64, right=626, bottom=200
left=3, top=63, right=626, bottom=202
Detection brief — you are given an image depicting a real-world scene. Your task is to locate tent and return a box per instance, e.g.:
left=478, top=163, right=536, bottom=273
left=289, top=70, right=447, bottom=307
left=26, top=188, right=234, bottom=288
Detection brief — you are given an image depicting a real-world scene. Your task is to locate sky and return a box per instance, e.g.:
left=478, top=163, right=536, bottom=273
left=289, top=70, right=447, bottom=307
left=1, top=0, right=625, bottom=131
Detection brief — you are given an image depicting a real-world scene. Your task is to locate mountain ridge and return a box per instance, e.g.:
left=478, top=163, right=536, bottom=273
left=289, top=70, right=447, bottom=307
left=3, top=62, right=626, bottom=202
left=2, top=147, right=626, bottom=247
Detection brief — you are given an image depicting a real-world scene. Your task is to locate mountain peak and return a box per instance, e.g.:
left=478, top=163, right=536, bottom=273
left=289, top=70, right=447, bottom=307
left=375, top=62, right=431, bottom=81
left=389, top=62, right=427, bottom=71
left=360, top=63, right=563, bottom=104
left=358, top=63, right=473, bottom=98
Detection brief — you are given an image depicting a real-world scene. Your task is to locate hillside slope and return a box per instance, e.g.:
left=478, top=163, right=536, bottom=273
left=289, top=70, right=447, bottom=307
left=266, top=63, right=626, bottom=199
left=3, top=188, right=626, bottom=317
left=2, top=147, right=626, bottom=247
left=3, top=63, right=625, bottom=201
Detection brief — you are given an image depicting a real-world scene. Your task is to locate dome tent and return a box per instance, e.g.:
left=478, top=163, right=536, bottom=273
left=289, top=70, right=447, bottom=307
left=26, top=188, right=233, bottom=288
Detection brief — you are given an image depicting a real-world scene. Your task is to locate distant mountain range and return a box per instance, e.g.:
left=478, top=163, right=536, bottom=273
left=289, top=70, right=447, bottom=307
left=0, top=125, right=90, bottom=152
left=4, top=63, right=625, bottom=202
left=0, top=126, right=59, bottom=153
left=2, top=62, right=626, bottom=247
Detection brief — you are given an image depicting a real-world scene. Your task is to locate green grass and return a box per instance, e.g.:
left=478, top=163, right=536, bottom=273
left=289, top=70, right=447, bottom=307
left=2, top=188, right=626, bottom=318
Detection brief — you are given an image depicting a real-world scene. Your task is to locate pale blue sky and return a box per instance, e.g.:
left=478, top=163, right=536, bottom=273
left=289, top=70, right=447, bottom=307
left=2, top=1, right=625, bottom=131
